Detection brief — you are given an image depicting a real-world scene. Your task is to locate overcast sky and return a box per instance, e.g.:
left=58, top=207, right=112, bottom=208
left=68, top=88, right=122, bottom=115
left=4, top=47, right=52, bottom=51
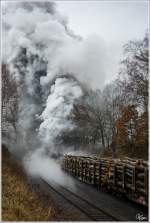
left=57, top=1, right=148, bottom=43
left=57, top=0, right=148, bottom=83
left=2, top=0, right=148, bottom=85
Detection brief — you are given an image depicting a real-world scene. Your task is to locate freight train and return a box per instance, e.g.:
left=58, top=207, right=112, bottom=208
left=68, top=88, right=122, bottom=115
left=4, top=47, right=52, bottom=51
left=62, top=155, right=148, bottom=206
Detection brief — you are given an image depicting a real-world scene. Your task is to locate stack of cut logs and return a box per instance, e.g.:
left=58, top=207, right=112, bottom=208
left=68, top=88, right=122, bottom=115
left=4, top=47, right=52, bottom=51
left=62, top=155, right=148, bottom=206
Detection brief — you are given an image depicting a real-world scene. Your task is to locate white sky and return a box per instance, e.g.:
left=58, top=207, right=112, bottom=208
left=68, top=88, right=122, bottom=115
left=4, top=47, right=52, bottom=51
left=57, top=0, right=148, bottom=83
left=57, top=0, right=148, bottom=43
left=2, top=0, right=148, bottom=85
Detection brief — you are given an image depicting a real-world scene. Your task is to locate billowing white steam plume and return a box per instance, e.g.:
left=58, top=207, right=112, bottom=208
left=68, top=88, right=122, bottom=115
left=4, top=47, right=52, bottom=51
left=2, top=2, right=109, bottom=184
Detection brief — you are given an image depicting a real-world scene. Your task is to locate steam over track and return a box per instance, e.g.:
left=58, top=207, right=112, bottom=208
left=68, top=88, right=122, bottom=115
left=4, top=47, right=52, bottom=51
left=40, top=178, right=118, bottom=221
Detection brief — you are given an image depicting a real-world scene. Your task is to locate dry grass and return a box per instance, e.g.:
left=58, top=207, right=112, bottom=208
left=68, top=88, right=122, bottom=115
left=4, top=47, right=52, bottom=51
left=2, top=145, right=55, bottom=221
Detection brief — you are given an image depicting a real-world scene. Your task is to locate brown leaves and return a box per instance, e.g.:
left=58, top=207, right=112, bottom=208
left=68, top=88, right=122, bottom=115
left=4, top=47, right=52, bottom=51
left=135, top=112, right=148, bottom=148
left=115, top=104, right=148, bottom=158
left=115, top=105, right=138, bottom=146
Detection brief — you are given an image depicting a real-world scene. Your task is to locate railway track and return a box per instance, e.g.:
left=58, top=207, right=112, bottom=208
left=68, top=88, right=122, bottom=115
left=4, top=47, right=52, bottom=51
left=41, top=178, right=119, bottom=221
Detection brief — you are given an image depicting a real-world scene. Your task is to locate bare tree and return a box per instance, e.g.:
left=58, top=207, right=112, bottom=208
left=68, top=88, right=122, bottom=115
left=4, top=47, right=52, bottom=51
left=2, top=64, right=18, bottom=137
left=119, top=33, right=148, bottom=112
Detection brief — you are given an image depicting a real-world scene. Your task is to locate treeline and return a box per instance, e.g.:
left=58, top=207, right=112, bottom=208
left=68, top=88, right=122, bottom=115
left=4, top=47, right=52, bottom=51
left=64, top=34, right=148, bottom=159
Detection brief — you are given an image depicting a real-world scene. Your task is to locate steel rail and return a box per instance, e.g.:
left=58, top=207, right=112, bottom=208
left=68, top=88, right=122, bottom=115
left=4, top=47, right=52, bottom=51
left=41, top=178, right=119, bottom=221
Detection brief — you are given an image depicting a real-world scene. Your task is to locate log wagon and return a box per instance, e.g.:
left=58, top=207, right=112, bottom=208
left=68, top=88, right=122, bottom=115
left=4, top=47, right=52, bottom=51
left=62, top=155, right=148, bottom=206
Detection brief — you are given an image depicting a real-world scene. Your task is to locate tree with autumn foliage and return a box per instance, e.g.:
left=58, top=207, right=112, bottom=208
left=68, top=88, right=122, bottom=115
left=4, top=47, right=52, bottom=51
left=135, top=111, right=148, bottom=159
left=115, top=105, right=138, bottom=154
left=115, top=33, right=148, bottom=159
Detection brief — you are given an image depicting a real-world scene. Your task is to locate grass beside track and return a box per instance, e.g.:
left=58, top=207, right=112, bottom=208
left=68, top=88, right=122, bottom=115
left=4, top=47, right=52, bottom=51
left=2, top=145, right=55, bottom=221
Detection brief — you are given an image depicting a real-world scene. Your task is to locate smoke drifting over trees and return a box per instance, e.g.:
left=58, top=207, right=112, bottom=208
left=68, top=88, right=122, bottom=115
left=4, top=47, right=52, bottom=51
left=2, top=1, right=148, bottom=183
left=70, top=33, right=148, bottom=159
